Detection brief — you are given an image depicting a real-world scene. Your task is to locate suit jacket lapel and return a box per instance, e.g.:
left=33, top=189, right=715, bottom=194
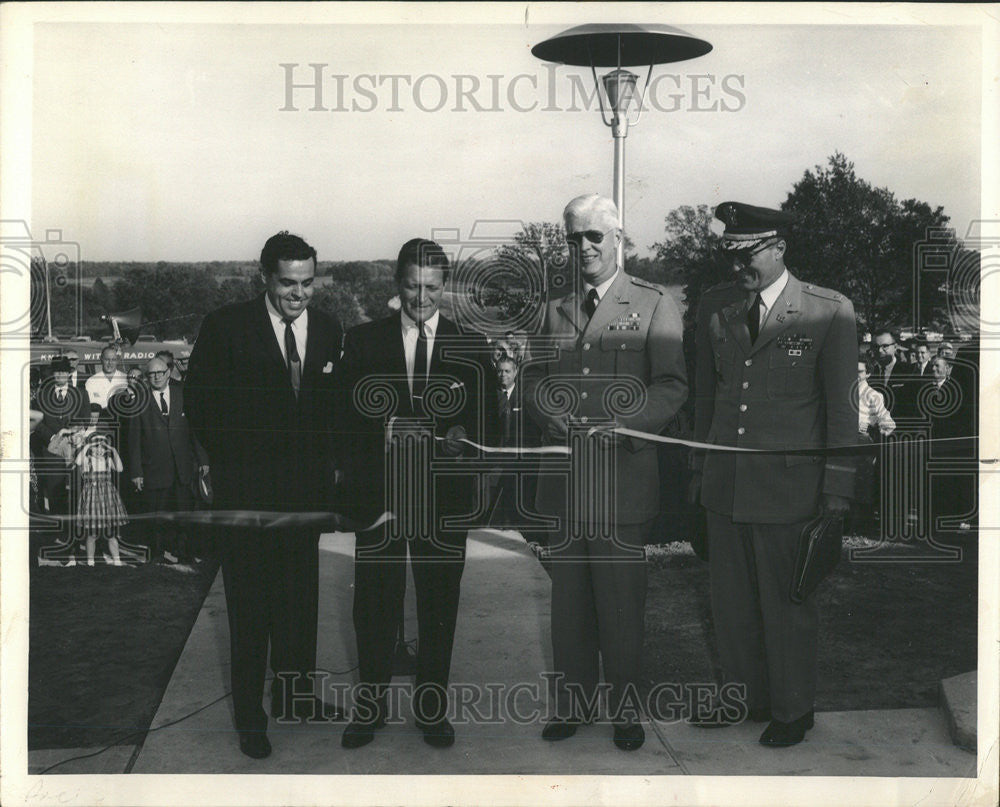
left=300, top=309, right=326, bottom=395
left=387, top=313, right=412, bottom=416
left=556, top=293, right=586, bottom=337
left=721, top=293, right=753, bottom=356
left=750, top=274, right=802, bottom=356
left=253, top=295, right=290, bottom=380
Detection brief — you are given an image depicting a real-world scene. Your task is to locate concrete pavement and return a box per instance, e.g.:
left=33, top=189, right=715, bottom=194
left=33, top=528, right=976, bottom=777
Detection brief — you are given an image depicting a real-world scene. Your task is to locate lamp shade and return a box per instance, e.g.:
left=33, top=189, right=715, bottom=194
left=531, top=23, right=712, bottom=67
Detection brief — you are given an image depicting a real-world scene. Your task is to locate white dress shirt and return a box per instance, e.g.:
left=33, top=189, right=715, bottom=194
left=85, top=371, right=128, bottom=409
left=401, top=309, right=439, bottom=396
left=265, top=294, right=308, bottom=365
left=584, top=268, right=621, bottom=305
left=752, top=268, right=789, bottom=327
left=155, top=386, right=171, bottom=415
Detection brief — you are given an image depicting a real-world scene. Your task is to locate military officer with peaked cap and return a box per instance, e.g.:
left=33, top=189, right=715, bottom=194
left=524, top=193, right=688, bottom=751
left=688, top=201, right=857, bottom=747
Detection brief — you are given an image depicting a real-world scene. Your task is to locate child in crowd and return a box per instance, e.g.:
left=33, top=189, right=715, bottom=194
left=74, top=432, right=127, bottom=567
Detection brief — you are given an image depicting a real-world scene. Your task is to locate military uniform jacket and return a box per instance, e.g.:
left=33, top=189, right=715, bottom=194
left=692, top=273, right=857, bottom=524
left=524, top=271, right=688, bottom=526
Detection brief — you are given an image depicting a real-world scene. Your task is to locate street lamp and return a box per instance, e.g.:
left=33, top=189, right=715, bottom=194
left=532, top=23, right=712, bottom=264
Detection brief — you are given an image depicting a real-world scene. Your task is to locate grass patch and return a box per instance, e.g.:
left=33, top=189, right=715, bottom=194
left=641, top=537, right=978, bottom=711
left=29, top=545, right=219, bottom=750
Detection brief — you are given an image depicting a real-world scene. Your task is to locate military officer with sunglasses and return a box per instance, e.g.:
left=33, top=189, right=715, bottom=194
left=688, top=202, right=857, bottom=747
left=523, top=193, right=688, bottom=751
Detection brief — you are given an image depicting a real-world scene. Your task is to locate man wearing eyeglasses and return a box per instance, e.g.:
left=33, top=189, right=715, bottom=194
left=524, top=193, right=688, bottom=752
left=129, top=357, right=208, bottom=564
left=687, top=201, right=857, bottom=747
left=85, top=344, right=128, bottom=411
left=185, top=231, right=345, bottom=759
left=868, top=330, right=915, bottom=418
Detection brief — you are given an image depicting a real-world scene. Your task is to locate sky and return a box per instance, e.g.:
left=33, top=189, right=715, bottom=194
left=23, top=6, right=989, bottom=263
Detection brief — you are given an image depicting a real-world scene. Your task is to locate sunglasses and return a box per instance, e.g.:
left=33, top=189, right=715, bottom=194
left=566, top=228, right=614, bottom=246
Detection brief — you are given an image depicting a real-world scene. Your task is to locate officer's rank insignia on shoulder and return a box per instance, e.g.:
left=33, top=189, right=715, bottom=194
left=608, top=312, right=641, bottom=331
left=777, top=334, right=814, bottom=356
left=629, top=276, right=663, bottom=294
left=802, top=283, right=844, bottom=302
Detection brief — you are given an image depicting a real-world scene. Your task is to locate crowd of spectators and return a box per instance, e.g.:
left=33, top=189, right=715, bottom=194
left=29, top=345, right=210, bottom=567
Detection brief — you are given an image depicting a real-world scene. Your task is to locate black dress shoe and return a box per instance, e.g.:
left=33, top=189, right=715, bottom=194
left=613, top=722, right=645, bottom=751
left=238, top=731, right=272, bottom=759
left=541, top=718, right=579, bottom=741
left=759, top=711, right=814, bottom=748
left=271, top=695, right=345, bottom=723
left=341, top=716, right=387, bottom=749
left=415, top=718, right=455, bottom=748
left=690, top=706, right=771, bottom=728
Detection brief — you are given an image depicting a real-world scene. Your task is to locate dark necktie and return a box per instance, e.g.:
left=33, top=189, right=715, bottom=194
left=57, top=388, right=66, bottom=402
left=747, top=293, right=763, bottom=343
left=412, top=325, right=428, bottom=412
left=584, top=288, right=600, bottom=319
left=284, top=319, right=301, bottom=399
left=159, top=392, right=168, bottom=416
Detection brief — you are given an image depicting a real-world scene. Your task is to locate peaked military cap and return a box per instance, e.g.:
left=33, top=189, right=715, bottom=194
left=715, top=201, right=796, bottom=250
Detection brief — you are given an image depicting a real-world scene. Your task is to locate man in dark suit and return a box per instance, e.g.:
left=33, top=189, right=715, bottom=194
left=523, top=194, right=688, bottom=752
left=129, top=356, right=208, bottom=563
left=337, top=238, right=487, bottom=750
left=689, top=202, right=857, bottom=747
left=869, top=330, right=914, bottom=418
left=184, top=231, right=344, bottom=759
left=485, top=355, right=541, bottom=528
left=31, top=356, right=92, bottom=525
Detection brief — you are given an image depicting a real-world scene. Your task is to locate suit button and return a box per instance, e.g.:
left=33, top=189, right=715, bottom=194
left=581, top=416, right=589, bottom=424
left=583, top=343, right=591, bottom=351
left=739, top=404, right=747, bottom=412
left=582, top=367, right=590, bottom=375
left=742, top=381, right=749, bottom=389
left=581, top=391, right=588, bottom=400
left=745, top=359, right=753, bottom=367
left=620, top=343, right=627, bottom=350
left=737, top=427, right=746, bottom=435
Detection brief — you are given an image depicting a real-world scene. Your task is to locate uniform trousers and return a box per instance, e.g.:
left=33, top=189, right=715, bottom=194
left=220, top=528, right=320, bottom=734
left=548, top=520, right=650, bottom=721
left=352, top=524, right=467, bottom=724
left=706, top=510, right=817, bottom=723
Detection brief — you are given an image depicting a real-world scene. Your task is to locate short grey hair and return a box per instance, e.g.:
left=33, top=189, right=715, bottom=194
left=563, top=194, right=620, bottom=231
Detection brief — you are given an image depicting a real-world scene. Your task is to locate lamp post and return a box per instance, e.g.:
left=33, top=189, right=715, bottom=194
left=532, top=24, right=712, bottom=266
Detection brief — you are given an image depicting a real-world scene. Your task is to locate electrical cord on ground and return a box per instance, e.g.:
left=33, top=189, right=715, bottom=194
left=34, top=665, right=360, bottom=775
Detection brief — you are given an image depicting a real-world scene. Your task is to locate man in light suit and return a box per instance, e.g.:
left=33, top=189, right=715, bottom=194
left=185, top=231, right=344, bottom=759
left=523, top=194, right=688, bottom=751
left=337, top=238, right=488, bottom=750
left=129, top=356, right=208, bottom=562
left=689, top=202, right=857, bottom=747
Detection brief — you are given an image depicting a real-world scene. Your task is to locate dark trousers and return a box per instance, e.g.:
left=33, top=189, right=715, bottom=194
left=352, top=524, right=467, bottom=723
left=706, top=511, right=818, bottom=723
left=548, top=520, right=650, bottom=721
left=221, top=528, right=320, bottom=734
left=142, top=478, right=195, bottom=558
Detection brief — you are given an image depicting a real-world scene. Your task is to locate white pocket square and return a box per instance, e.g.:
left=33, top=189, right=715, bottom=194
left=323, top=362, right=334, bottom=373
left=449, top=381, right=465, bottom=390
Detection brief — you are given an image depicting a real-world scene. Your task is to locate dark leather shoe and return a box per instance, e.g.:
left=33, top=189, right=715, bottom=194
left=272, top=695, right=344, bottom=723
left=341, top=716, right=386, bottom=749
left=541, top=718, right=579, bottom=741
left=690, top=706, right=771, bottom=728
left=613, top=722, right=645, bottom=751
left=759, top=711, right=814, bottom=748
left=238, top=731, right=272, bottom=759
left=415, top=718, right=455, bottom=748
